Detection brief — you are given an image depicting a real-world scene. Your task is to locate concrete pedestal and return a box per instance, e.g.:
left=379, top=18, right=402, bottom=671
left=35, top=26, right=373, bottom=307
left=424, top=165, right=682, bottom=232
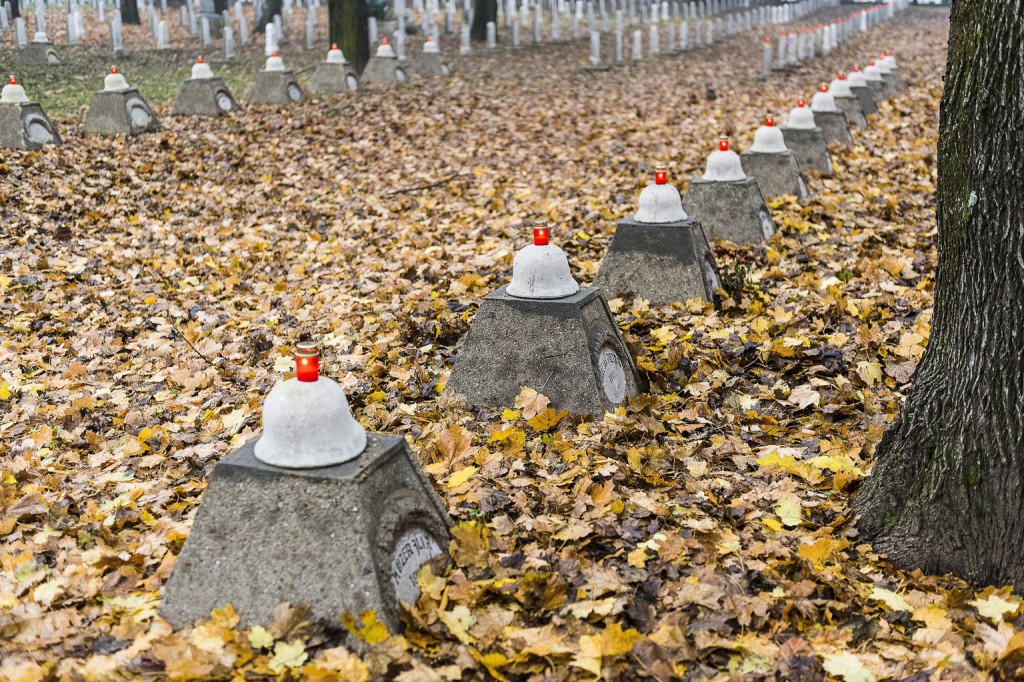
left=849, top=84, right=877, bottom=116
left=19, top=41, right=60, bottom=65
left=740, top=150, right=809, bottom=200
left=834, top=94, right=867, bottom=128
left=888, top=69, right=905, bottom=91
left=445, top=285, right=644, bottom=415
left=159, top=433, right=450, bottom=630
left=866, top=79, right=887, bottom=103
left=781, top=127, right=833, bottom=177
left=593, top=217, right=721, bottom=304
left=0, top=102, right=61, bottom=149
left=361, top=56, right=408, bottom=85
left=173, top=78, right=236, bottom=116
left=881, top=72, right=901, bottom=97
left=310, top=62, right=360, bottom=92
left=681, top=178, right=775, bottom=246
left=83, top=89, right=159, bottom=136
left=247, top=71, right=304, bottom=105
left=811, top=110, right=851, bottom=145
left=411, top=52, right=451, bottom=78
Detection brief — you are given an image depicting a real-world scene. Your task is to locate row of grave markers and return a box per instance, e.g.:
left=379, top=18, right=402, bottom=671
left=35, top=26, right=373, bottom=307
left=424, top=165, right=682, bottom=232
left=150, top=48, right=906, bottom=630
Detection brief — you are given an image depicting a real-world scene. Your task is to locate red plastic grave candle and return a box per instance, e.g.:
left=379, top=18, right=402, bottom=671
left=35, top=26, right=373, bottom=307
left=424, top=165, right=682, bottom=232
left=885, top=51, right=892, bottom=57
left=111, top=66, right=118, bottom=74
left=718, top=137, right=729, bottom=152
left=381, top=38, right=389, bottom=46
left=820, top=83, right=828, bottom=93
left=197, top=56, right=204, bottom=64
left=797, top=99, right=806, bottom=108
left=764, top=115, right=775, bottom=127
left=332, top=42, right=338, bottom=49
left=764, top=37, right=770, bottom=45
left=8, top=75, right=16, bottom=85
left=837, top=73, right=846, bottom=81
left=295, top=342, right=320, bottom=382
left=654, top=166, right=667, bottom=185
left=533, top=221, right=550, bottom=246
left=853, top=65, right=861, bottom=73
left=272, top=51, right=279, bottom=58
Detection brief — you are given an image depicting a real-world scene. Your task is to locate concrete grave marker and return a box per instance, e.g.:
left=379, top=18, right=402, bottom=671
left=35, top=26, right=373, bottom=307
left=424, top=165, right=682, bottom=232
left=846, top=66, right=877, bottom=116
left=681, top=137, right=775, bottom=245
left=247, top=51, right=304, bottom=103
left=174, top=56, right=237, bottom=116
left=84, top=67, right=159, bottom=136
left=740, top=115, right=808, bottom=200
left=594, top=166, right=721, bottom=304
left=363, top=39, right=408, bottom=84
left=881, top=50, right=904, bottom=90
left=311, top=42, right=361, bottom=90
left=863, top=60, right=888, bottom=102
left=20, top=28, right=60, bottom=64
left=224, top=24, right=234, bottom=58
left=0, top=75, right=61, bottom=149
left=410, top=36, right=450, bottom=77
left=159, top=342, right=450, bottom=630
left=829, top=73, right=867, bottom=128
left=445, top=222, right=644, bottom=415
left=809, top=84, right=851, bottom=145
left=111, top=11, right=123, bottom=54
left=780, top=99, right=833, bottom=177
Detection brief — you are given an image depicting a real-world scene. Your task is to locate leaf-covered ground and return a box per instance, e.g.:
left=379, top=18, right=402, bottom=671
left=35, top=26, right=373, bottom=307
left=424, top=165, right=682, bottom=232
left=6, top=6, right=1019, bottom=681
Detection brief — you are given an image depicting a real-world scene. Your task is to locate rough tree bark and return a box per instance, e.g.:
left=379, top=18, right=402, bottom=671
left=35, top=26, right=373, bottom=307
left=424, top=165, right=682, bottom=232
left=329, top=0, right=369, bottom=74
left=121, top=0, right=141, bottom=24
left=213, top=0, right=229, bottom=15
left=10, top=0, right=19, bottom=19
left=470, top=0, right=496, bottom=42
left=855, top=1, right=1024, bottom=587
left=256, top=0, right=283, bottom=32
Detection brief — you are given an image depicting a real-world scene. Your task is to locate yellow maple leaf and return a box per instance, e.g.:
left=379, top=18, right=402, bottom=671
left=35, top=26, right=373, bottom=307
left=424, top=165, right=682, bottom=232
left=798, top=538, right=849, bottom=568
left=248, top=625, right=274, bottom=650
left=269, top=640, right=308, bottom=672
left=0, top=380, right=9, bottom=401
left=527, top=408, right=567, bottom=432
left=341, top=610, right=390, bottom=644
left=971, top=593, right=1021, bottom=621
left=514, top=386, right=550, bottom=419
left=447, top=465, right=477, bottom=489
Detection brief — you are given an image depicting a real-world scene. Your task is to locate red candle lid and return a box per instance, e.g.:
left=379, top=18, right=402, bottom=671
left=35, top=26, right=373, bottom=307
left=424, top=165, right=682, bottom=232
left=532, top=220, right=550, bottom=246
left=718, top=137, right=729, bottom=152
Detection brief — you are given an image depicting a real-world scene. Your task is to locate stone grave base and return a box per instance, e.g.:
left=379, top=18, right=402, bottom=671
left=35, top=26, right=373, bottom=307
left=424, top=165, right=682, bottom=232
left=681, top=178, right=776, bottom=246
left=84, top=90, right=159, bottom=136
left=361, top=57, right=408, bottom=85
left=812, top=110, right=852, bottom=145
left=888, top=69, right=905, bottom=91
left=445, top=285, right=644, bottom=415
left=20, top=41, right=60, bottom=65
left=867, top=79, right=887, bottom=103
left=781, top=127, right=834, bottom=177
left=310, top=62, right=360, bottom=92
left=173, top=78, right=236, bottom=116
left=247, top=71, right=303, bottom=105
left=741, top=150, right=809, bottom=200
left=0, top=102, right=61, bottom=149
left=834, top=95, right=867, bottom=128
left=159, top=433, right=450, bottom=630
left=849, top=84, right=878, bottom=116
left=881, top=73, right=901, bottom=97
left=411, top=53, right=450, bottom=78
left=594, top=217, right=721, bottom=305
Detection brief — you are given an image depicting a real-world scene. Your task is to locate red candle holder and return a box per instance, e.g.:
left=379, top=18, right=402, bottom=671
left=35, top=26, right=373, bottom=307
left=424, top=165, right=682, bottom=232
left=111, top=66, right=118, bottom=74
left=271, top=51, right=278, bottom=57
left=533, top=221, right=550, bottom=246
left=837, top=73, right=846, bottom=81
left=820, top=84, right=828, bottom=93
left=718, top=137, right=730, bottom=152
left=764, top=115, right=775, bottom=127
left=797, top=99, right=806, bottom=108
left=654, top=166, right=667, bottom=185
left=331, top=43, right=338, bottom=49
left=197, top=56, right=204, bottom=64
left=8, top=75, right=16, bottom=86
left=295, top=342, right=320, bottom=382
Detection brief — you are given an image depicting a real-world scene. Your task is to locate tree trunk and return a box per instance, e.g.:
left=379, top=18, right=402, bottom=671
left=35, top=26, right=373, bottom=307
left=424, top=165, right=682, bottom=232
left=121, top=0, right=141, bottom=24
left=213, top=0, right=229, bottom=15
left=854, top=1, right=1024, bottom=587
left=256, top=0, right=282, bottom=32
left=470, top=0, right=496, bottom=42
left=329, top=0, right=369, bottom=74
left=10, top=0, right=19, bottom=20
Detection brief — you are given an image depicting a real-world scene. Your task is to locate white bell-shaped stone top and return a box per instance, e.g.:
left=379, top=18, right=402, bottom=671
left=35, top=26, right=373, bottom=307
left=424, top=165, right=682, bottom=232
left=506, top=224, right=580, bottom=299
left=634, top=169, right=687, bottom=223
left=786, top=102, right=817, bottom=130
left=254, top=350, right=368, bottom=469
left=191, top=58, right=215, bottom=79
left=1, top=77, right=30, bottom=104
left=749, top=117, right=789, bottom=153
left=423, top=37, right=440, bottom=54
left=376, top=40, right=396, bottom=58
left=829, top=75, right=854, bottom=98
left=104, top=68, right=131, bottom=92
left=875, top=57, right=893, bottom=74
left=32, top=30, right=49, bottom=43
left=864, top=62, right=884, bottom=82
left=811, top=86, right=839, bottom=112
left=326, top=44, right=347, bottom=64
left=882, top=52, right=898, bottom=69
left=846, top=68, right=868, bottom=87
left=265, top=52, right=286, bottom=71
left=702, top=139, right=746, bottom=181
